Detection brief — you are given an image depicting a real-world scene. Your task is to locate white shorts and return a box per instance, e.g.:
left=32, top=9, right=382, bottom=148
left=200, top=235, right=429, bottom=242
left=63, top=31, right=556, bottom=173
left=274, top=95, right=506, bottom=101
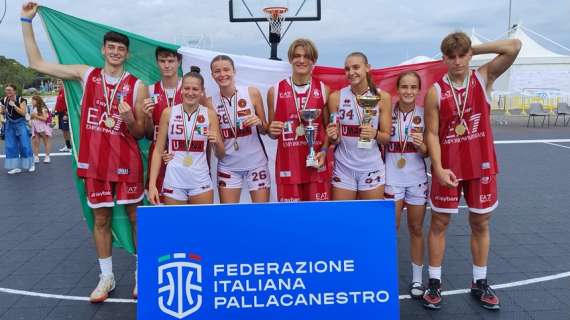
left=162, top=176, right=213, bottom=201
left=217, top=165, right=271, bottom=191
left=332, top=161, right=385, bottom=192
left=385, top=183, right=428, bottom=206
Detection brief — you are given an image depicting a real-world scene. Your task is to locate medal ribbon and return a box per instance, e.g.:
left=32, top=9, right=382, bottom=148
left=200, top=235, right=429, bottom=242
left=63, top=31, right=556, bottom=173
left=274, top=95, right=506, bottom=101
left=396, top=104, right=416, bottom=157
left=220, top=89, right=239, bottom=140
left=101, top=71, right=127, bottom=119
left=290, top=78, right=312, bottom=128
left=447, top=71, right=471, bottom=128
left=182, top=105, right=200, bottom=155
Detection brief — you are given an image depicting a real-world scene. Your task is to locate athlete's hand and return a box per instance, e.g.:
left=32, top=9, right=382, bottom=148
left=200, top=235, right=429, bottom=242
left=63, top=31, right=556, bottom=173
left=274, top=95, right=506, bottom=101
left=268, top=121, right=284, bottom=139
left=206, top=131, right=220, bottom=145
left=142, top=98, right=155, bottom=119
left=435, top=168, right=459, bottom=188
left=148, top=185, right=161, bottom=205
left=326, top=123, right=339, bottom=143
left=410, top=132, right=424, bottom=148
left=315, top=151, right=326, bottom=168
left=118, top=101, right=135, bottom=124
left=21, top=2, right=39, bottom=20
left=359, top=124, right=376, bottom=140
left=162, top=150, right=174, bottom=164
left=243, top=115, right=262, bottom=127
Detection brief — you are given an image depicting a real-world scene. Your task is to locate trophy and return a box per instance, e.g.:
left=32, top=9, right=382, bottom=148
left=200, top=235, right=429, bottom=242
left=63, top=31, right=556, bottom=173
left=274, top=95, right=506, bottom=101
left=300, top=108, right=321, bottom=168
left=356, top=95, right=381, bottom=149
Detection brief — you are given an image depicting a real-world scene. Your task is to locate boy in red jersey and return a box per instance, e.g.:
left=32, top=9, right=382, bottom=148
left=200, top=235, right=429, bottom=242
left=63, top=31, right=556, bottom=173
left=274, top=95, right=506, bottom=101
left=142, top=47, right=183, bottom=204
left=21, top=2, right=148, bottom=302
left=267, top=38, right=330, bottom=202
left=422, top=32, right=521, bottom=310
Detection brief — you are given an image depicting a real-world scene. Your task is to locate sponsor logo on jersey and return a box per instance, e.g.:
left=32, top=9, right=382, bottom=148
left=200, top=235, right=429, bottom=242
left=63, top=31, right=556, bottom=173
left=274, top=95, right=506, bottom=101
left=280, top=171, right=292, bottom=177
left=313, top=90, right=320, bottom=98
left=157, top=253, right=203, bottom=319
left=479, top=194, right=492, bottom=202
left=480, top=176, right=491, bottom=184
left=481, top=162, right=491, bottom=170
left=237, top=109, right=251, bottom=117
left=279, top=92, right=292, bottom=99
left=92, top=76, right=102, bottom=85
left=117, top=168, right=130, bottom=175
left=127, top=186, right=138, bottom=194
left=333, top=176, right=341, bottom=182
left=238, top=98, right=247, bottom=108
left=412, top=116, right=422, bottom=125
left=197, top=114, right=206, bottom=124
left=218, top=181, right=227, bottom=187
left=344, top=99, right=351, bottom=104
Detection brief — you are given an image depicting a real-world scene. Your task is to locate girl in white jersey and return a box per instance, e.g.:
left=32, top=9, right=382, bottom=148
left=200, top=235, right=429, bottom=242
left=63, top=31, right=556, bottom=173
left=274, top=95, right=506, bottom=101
left=148, top=70, right=224, bottom=205
left=208, top=55, right=270, bottom=203
left=326, top=52, right=391, bottom=200
left=385, top=71, right=428, bottom=299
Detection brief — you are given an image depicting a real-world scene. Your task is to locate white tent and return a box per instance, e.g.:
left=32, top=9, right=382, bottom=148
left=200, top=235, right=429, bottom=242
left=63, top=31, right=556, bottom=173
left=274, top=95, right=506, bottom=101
left=398, top=55, right=436, bottom=66
left=470, top=24, right=570, bottom=96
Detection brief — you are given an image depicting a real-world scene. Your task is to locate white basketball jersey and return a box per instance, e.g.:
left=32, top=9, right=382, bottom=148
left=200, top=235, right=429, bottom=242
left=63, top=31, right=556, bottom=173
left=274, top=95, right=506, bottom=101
left=385, top=104, right=428, bottom=186
left=212, top=86, right=267, bottom=171
left=334, top=86, right=383, bottom=172
left=164, top=104, right=209, bottom=188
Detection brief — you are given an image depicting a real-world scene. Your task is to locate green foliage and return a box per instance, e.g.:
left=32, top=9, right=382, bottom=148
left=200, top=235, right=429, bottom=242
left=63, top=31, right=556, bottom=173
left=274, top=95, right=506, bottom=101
left=0, top=55, right=53, bottom=94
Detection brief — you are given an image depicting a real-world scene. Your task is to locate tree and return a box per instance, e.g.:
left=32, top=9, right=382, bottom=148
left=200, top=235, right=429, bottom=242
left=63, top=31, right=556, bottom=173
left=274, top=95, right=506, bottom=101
left=0, top=55, right=48, bottom=94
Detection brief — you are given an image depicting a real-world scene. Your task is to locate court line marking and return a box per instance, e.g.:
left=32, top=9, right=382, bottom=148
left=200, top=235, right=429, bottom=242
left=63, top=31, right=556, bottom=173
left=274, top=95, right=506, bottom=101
left=1, top=271, right=568, bottom=303
left=544, top=142, right=570, bottom=150
left=0, top=139, right=569, bottom=159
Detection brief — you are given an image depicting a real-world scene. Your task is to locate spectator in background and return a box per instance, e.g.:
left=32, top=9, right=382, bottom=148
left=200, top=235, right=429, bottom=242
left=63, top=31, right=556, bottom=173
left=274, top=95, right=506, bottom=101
left=54, top=80, right=72, bottom=152
left=30, top=95, right=52, bottom=163
left=0, top=84, right=35, bottom=174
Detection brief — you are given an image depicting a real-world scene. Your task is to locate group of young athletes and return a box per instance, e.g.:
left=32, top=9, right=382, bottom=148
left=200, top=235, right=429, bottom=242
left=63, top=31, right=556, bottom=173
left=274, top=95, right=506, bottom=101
left=20, top=1, right=521, bottom=311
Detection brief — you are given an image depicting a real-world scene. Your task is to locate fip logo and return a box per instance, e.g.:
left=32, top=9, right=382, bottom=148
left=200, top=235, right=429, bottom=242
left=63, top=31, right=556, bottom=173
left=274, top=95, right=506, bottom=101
left=157, top=253, right=203, bottom=319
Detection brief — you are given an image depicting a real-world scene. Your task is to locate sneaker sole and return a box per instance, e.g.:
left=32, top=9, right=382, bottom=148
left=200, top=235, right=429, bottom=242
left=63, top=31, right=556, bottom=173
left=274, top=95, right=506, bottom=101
left=89, top=285, right=115, bottom=303
left=471, top=290, right=500, bottom=310
left=423, top=302, right=441, bottom=310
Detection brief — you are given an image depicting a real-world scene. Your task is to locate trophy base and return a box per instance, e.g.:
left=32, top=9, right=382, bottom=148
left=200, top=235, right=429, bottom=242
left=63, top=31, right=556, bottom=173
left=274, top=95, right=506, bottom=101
left=306, top=158, right=319, bottom=168
left=357, top=140, right=374, bottom=149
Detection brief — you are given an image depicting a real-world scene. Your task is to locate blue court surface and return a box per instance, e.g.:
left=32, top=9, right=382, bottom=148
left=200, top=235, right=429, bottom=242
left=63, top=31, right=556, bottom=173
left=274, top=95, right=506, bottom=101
left=0, top=117, right=569, bottom=319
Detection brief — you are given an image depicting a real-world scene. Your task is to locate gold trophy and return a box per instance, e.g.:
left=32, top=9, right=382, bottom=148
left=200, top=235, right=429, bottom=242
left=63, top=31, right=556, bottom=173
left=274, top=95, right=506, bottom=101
left=356, top=95, right=381, bottom=149
left=300, top=108, right=321, bottom=168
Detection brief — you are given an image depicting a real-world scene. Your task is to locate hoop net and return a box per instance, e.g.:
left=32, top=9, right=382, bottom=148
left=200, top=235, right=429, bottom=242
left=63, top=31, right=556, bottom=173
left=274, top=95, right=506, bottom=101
left=263, top=6, right=288, bottom=34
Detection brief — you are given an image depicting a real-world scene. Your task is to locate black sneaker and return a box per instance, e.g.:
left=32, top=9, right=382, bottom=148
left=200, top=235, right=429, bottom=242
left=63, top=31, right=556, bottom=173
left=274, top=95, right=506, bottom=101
left=470, top=279, right=500, bottom=310
left=423, top=278, right=442, bottom=310
left=409, top=282, right=425, bottom=299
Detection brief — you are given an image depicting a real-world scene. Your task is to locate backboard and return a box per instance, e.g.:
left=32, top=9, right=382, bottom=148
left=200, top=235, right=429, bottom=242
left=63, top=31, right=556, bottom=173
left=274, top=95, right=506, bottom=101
left=229, top=0, right=321, bottom=23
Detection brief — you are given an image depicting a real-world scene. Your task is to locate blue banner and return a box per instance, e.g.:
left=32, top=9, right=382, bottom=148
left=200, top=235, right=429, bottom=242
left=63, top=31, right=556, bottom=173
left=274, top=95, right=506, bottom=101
left=138, top=200, right=399, bottom=319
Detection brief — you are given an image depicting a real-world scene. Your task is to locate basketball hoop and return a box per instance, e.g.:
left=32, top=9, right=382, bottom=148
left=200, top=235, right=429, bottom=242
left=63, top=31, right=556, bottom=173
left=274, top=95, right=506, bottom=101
left=263, top=6, right=288, bottom=34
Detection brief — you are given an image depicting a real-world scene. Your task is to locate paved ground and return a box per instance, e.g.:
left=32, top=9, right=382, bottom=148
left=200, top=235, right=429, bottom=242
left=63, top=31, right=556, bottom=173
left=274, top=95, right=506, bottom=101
left=0, top=118, right=569, bottom=319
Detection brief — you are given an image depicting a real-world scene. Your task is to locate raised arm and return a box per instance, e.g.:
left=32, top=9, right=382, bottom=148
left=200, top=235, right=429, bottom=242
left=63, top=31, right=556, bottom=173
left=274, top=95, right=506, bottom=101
left=21, top=2, right=88, bottom=80
left=474, top=39, right=522, bottom=90
left=247, top=86, right=269, bottom=134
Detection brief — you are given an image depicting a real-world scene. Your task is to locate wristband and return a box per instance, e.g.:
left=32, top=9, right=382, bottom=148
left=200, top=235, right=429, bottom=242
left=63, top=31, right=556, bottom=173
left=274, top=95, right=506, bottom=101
left=320, top=146, right=328, bottom=154
left=20, top=17, right=33, bottom=23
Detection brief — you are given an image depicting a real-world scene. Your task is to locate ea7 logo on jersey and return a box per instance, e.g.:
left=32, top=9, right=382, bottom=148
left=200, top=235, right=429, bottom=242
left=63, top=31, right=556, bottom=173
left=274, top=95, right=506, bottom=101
left=479, top=194, right=492, bottom=203
left=279, top=92, right=292, bottom=99
left=158, top=253, right=203, bottom=319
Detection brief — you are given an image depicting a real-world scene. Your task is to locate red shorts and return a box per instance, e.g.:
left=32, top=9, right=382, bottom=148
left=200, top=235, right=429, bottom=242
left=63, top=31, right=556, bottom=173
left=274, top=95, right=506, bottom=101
left=429, top=175, right=498, bottom=214
left=277, top=182, right=330, bottom=202
left=85, top=178, right=144, bottom=209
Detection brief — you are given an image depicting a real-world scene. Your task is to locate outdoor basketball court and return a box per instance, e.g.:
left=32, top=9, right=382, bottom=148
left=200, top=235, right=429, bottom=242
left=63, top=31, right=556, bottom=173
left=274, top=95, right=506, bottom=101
left=0, top=117, right=568, bottom=319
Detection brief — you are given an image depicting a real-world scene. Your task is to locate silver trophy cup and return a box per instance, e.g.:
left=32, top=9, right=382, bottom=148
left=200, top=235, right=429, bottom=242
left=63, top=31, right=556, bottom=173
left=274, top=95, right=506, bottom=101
left=356, top=95, right=381, bottom=149
left=301, top=108, right=321, bottom=168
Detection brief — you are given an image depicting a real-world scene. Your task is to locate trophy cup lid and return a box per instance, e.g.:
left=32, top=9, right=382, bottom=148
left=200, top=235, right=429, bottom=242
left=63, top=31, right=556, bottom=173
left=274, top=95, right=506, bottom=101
left=356, top=95, right=381, bottom=107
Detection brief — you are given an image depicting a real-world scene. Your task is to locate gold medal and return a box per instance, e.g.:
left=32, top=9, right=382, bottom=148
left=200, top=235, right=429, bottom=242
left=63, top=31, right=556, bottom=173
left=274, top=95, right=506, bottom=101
left=233, top=141, right=239, bottom=151
left=183, top=155, right=193, bottom=167
left=296, top=125, right=305, bottom=137
left=455, top=124, right=466, bottom=136
left=104, top=117, right=115, bottom=129
left=397, top=157, right=406, bottom=169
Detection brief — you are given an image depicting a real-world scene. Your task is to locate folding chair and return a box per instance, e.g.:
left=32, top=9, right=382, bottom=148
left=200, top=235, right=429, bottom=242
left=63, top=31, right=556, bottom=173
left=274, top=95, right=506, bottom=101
left=527, top=102, right=550, bottom=128
left=554, top=102, right=570, bottom=127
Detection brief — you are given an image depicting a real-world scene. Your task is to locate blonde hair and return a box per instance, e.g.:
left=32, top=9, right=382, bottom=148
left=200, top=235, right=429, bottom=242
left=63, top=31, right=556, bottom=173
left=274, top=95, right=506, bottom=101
left=440, top=32, right=472, bottom=57
left=287, top=38, right=319, bottom=63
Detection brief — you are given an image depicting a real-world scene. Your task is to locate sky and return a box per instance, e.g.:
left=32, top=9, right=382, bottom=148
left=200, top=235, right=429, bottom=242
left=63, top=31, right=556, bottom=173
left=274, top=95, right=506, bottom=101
left=1, top=0, right=569, bottom=68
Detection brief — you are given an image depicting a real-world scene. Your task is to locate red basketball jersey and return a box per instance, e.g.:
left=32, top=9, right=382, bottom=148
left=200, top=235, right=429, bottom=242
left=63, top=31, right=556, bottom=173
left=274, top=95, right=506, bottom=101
left=146, top=80, right=183, bottom=191
left=274, top=78, right=329, bottom=185
left=77, top=67, right=143, bottom=183
left=434, top=70, right=498, bottom=180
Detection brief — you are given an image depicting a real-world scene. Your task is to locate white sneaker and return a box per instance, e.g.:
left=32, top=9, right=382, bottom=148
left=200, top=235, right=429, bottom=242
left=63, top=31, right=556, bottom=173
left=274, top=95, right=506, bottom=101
left=89, top=274, right=115, bottom=303
left=133, top=270, right=138, bottom=299
left=34, top=156, right=40, bottom=163
left=43, top=156, right=51, bottom=163
left=59, top=146, right=70, bottom=152
left=28, top=165, right=35, bottom=172
left=7, top=168, right=22, bottom=174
